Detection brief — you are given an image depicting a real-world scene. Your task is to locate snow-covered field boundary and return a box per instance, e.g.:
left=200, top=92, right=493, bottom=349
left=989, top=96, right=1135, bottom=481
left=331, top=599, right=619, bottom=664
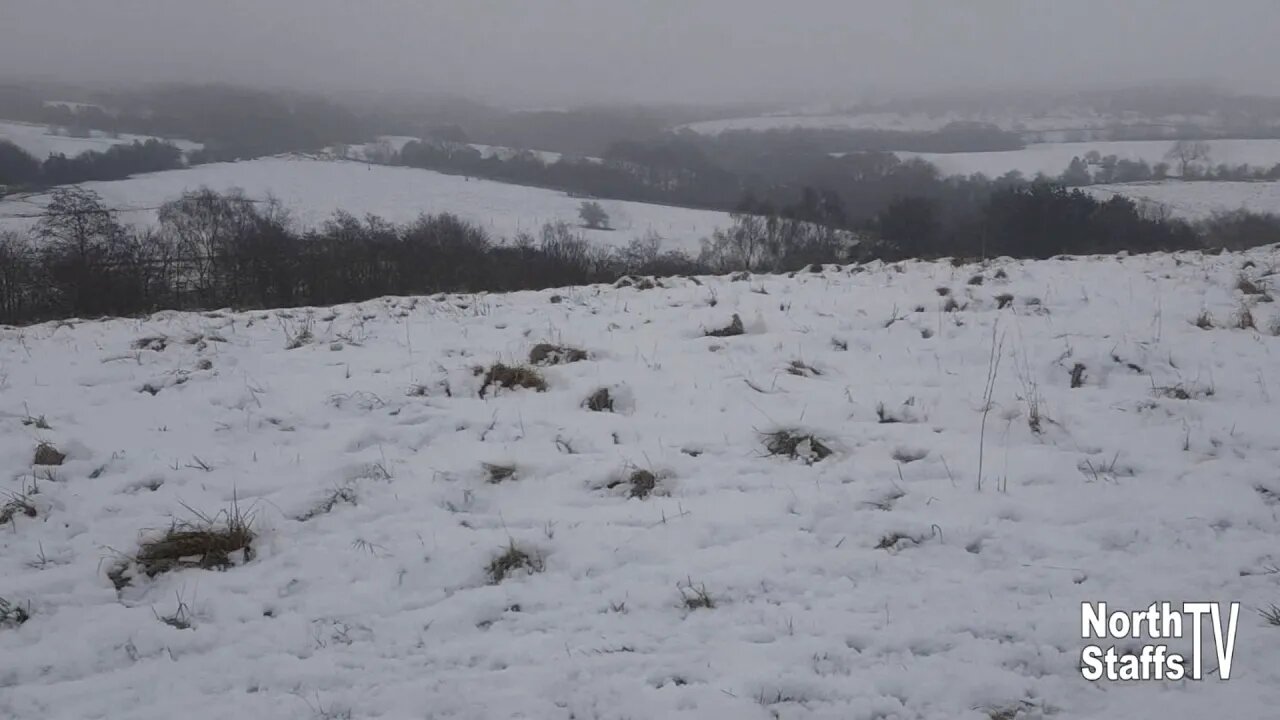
left=3, top=249, right=1280, bottom=719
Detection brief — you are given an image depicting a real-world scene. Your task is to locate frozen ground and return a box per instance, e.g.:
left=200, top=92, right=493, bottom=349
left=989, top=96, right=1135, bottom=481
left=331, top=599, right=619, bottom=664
left=3, top=248, right=1280, bottom=719
left=0, top=120, right=202, bottom=159
left=0, top=156, right=730, bottom=253
left=900, top=139, right=1280, bottom=180
left=1087, top=180, right=1280, bottom=220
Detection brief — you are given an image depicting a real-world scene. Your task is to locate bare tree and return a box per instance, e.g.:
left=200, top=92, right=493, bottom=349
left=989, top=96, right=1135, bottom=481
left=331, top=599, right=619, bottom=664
left=1165, top=140, right=1211, bottom=177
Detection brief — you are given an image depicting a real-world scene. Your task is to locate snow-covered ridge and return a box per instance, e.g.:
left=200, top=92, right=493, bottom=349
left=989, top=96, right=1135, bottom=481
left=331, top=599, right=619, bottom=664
left=3, top=248, right=1280, bottom=718
left=0, top=119, right=202, bottom=160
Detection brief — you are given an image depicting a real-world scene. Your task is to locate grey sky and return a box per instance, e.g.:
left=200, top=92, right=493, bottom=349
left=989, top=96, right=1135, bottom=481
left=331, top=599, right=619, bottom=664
left=2, top=0, right=1278, bottom=106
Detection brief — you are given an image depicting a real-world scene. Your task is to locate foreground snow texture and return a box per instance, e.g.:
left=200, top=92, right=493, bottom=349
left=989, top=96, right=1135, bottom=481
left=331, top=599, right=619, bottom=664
left=4, top=250, right=1280, bottom=719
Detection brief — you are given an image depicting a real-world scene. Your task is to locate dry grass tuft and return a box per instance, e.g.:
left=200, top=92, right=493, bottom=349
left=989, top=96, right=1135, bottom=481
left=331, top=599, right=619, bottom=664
left=705, top=313, right=745, bottom=338
left=584, top=387, right=614, bottom=412
left=33, top=442, right=65, bottom=466
left=528, top=343, right=588, bottom=366
left=132, top=336, right=168, bottom=352
left=483, top=463, right=517, bottom=483
left=296, top=486, right=357, bottom=521
left=605, top=468, right=661, bottom=498
left=1195, top=311, right=1215, bottom=329
left=1238, top=275, right=1267, bottom=296
left=0, top=597, right=30, bottom=628
left=995, top=293, right=1014, bottom=309
left=936, top=287, right=951, bottom=296
left=128, top=500, right=256, bottom=583
left=0, top=491, right=37, bottom=525
left=762, top=430, right=833, bottom=464
left=1260, top=604, right=1280, bottom=627
left=479, top=363, right=548, bottom=398
left=1235, top=304, right=1257, bottom=330
left=487, top=540, right=545, bottom=584
left=968, top=274, right=985, bottom=286
left=678, top=579, right=715, bottom=610
left=1070, top=363, right=1087, bottom=389
left=21, top=414, right=51, bottom=430
left=786, top=360, right=822, bottom=377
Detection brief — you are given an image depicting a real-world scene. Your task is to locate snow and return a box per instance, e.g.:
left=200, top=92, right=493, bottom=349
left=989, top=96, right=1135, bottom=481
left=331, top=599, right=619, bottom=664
left=1087, top=180, right=1280, bottom=220
left=3, top=248, right=1280, bottom=719
left=0, top=157, right=730, bottom=253
left=899, top=140, right=1280, bottom=179
left=0, top=120, right=202, bottom=160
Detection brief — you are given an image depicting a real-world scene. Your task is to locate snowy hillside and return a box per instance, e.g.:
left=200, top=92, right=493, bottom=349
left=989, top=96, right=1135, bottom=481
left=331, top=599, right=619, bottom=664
left=3, top=248, right=1280, bottom=719
left=1087, top=180, right=1280, bottom=220
left=899, top=139, right=1280, bottom=180
left=0, top=157, right=730, bottom=253
left=0, top=120, right=202, bottom=159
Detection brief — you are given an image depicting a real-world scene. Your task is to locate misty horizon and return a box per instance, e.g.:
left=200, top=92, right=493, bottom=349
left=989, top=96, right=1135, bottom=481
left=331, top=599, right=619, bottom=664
left=3, top=0, right=1280, bottom=109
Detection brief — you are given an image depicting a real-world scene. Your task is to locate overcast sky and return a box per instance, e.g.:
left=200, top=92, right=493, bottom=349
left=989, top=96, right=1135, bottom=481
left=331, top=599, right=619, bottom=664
left=2, top=0, right=1278, bottom=107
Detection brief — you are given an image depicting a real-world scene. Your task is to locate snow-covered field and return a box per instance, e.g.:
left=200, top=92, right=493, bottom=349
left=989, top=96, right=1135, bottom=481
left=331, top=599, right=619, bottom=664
left=1087, top=180, right=1280, bottom=220
left=4, top=248, right=1280, bottom=719
left=0, top=120, right=202, bottom=159
left=900, top=140, right=1280, bottom=179
left=0, top=157, right=730, bottom=252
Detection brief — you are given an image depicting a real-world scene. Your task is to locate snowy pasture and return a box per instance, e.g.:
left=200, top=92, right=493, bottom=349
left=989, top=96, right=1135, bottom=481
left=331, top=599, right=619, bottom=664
left=899, top=139, right=1280, bottom=180
left=0, top=120, right=202, bottom=160
left=3, top=248, right=1280, bottom=719
left=1086, top=180, right=1280, bottom=220
left=0, top=157, right=731, bottom=253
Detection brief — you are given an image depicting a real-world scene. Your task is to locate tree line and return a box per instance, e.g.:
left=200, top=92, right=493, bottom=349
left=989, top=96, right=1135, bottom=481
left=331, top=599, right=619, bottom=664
left=0, top=138, right=185, bottom=192
left=1, top=184, right=1277, bottom=327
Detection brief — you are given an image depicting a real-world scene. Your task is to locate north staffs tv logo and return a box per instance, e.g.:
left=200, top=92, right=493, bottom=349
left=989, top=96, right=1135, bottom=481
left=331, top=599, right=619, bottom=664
left=1080, top=602, right=1239, bottom=681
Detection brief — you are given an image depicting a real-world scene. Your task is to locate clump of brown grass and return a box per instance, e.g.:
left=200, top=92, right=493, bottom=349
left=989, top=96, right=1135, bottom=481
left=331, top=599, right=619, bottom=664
left=1070, top=363, right=1087, bottom=388
left=786, top=360, right=822, bottom=377
left=607, top=469, right=659, bottom=499
left=995, top=293, right=1014, bottom=309
left=968, top=274, right=984, bottom=286
left=936, top=287, right=951, bottom=296
left=479, top=363, right=547, bottom=398
left=762, top=430, right=833, bottom=464
left=0, top=491, right=37, bottom=525
left=0, top=597, right=30, bottom=628
left=529, top=343, right=588, bottom=366
left=705, top=313, right=745, bottom=337
left=482, top=463, right=517, bottom=483
left=125, top=500, right=256, bottom=584
left=1237, top=275, right=1267, bottom=296
left=132, top=336, right=168, bottom=352
left=1195, top=311, right=1215, bottom=329
left=487, top=540, right=545, bottom=584
left=678, top=579, right=715, bottom=610
left=32, top=442, right=65, bottom=466
left=1235, top=304, right=1257, bottom=330
left=584, top=387, right=614, bottom=412
left=296, top=486, right=357, bottom=521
